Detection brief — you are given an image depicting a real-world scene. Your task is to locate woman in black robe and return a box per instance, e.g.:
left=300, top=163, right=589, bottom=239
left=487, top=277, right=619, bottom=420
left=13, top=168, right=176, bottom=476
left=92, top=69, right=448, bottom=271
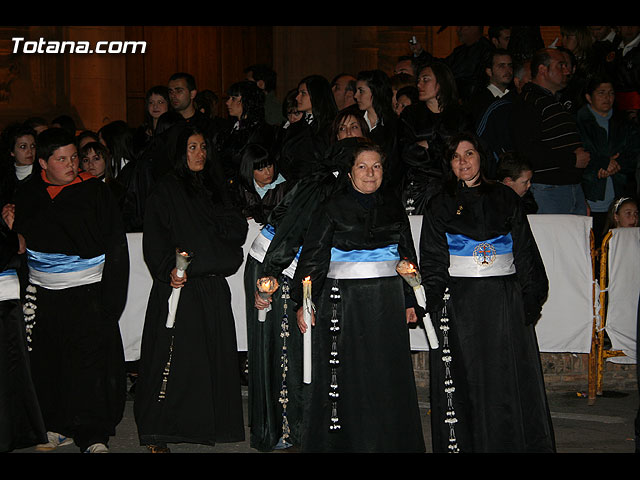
left=419, top=131, right=555, bottom=453
left=398, top=61, right=474, bottom=215
left=292, top=142, right=425, bottom=453
left=217, top=80, right=275, bottom=186
left=134, top=125, right=248, bottom=452
left=275, top=75, right=338, bottom=186
left=0, top=124, right=37, bottom=207
left=353, top=69, right=402, bottom=190
left=244, top=136, right=368, bottom=452
left=234, top=143, right=289, bottom=226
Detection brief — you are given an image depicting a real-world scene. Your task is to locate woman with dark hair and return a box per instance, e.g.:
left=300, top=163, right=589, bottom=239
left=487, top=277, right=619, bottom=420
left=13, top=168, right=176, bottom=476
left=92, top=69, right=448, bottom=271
left=276, top=75, right=338, bottom=184
left=98, top=120, right=137, bottom=185
left=291, top=142, right=424, bottom=453
left=248, top=135, right=371, bottom=452
left=397, top=61, right=474, bottom=215
left=354, top=70, right=401, bottom=188
left=577, top=74, right=640, bottom=244
left=235, top=143, right=288, bottom=225
left=133, top=86, right=171, bottom=156
left=419, top=131, right=554, bottom=453
left=330, top=106, right=370, bottom=143
left=79, top=141, right=126, bottom=207
left=394, top=85, right=419, bottom=116
left=216, top=81, right=274, bottom=185
left=354, top=69, right=395, bottom=136
left=0, top=124, right=37, bottom=207
left=144, top=86, right=170, bottom=136
left=134, top=125, right=248, bottom=453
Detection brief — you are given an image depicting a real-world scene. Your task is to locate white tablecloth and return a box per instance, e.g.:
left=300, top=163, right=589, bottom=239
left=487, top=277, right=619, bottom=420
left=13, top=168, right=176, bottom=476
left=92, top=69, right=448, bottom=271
left=119, top=215, right=637, bottom=363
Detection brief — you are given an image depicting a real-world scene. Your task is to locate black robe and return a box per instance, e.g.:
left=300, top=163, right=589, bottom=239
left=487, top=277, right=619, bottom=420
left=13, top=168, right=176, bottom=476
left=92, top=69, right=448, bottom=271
left=290, top=184, right=425, bottom=453
left=134, top=172, right=248, bottom=447
left=397, top=102, right=474, bottom=215
left=0, top=224, right=46, bottom=452
left=12, top=171, right=129, bottom=451
left=420, top=180, right=555, bottom=453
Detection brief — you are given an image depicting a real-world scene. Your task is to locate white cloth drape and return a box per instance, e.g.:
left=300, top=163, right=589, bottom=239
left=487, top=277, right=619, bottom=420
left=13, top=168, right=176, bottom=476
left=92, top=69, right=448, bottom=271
left=118, top=216, right=637, bottom=363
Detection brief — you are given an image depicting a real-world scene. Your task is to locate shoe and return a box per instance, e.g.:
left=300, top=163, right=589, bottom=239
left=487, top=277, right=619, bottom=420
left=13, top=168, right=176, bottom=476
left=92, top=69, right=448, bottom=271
left=147, top=444, right=171, bottom=453
left=35, top=431, right=74, bottom=451
left=84, top=443, right=109, bottom=453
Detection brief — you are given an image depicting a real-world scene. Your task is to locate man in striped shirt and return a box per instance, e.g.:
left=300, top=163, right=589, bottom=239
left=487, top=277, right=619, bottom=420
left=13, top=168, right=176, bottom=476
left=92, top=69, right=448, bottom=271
left=510, top=48, right=591, bottom=215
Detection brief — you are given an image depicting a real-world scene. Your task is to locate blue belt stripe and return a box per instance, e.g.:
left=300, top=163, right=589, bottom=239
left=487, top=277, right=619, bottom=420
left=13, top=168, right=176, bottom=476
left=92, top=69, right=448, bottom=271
left=446, top=233, right=513, bottom=256
left=330, top=244, right=400, bottom=262
left=27, top=249, right=105, bottom=273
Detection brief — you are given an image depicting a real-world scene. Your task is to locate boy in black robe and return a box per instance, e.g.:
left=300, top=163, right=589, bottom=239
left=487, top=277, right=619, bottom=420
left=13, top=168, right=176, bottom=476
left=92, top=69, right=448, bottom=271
left=12, top=128, right=129, bottom=453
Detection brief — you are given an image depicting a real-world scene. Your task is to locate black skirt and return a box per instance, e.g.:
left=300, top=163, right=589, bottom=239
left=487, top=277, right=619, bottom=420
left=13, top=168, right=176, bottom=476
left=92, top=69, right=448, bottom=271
left=0, top=299, right=46, bottom=452
left=300, top=275, right=425, bottom=453
left=428, top=275, right=556, bottom=453
left=134, top=275, right=245, bottom=446
left=243, top=256, right=303, bottom=451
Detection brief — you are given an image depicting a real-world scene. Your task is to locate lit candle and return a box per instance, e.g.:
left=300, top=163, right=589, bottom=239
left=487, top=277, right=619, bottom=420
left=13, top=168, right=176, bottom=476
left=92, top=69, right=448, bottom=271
left=396, top=259, right=439, bottom=349
left=302, top=276, right=312, bottom=384
left=256, top=276, right=280, bottom=322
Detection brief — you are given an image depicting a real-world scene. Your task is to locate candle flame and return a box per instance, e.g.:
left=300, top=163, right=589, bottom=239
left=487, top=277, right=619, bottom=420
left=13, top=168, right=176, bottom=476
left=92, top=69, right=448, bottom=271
left=257, top=276, right=279, bottom=294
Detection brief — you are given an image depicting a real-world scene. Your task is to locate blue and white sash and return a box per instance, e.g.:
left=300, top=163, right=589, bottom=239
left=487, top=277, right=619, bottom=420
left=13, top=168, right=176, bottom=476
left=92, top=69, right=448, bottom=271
left=27, top=249, right=105, bottom=290
left=446, top=233, right=516, bottom=277
left=249, top=224, right=301, bottom=279
left=327, top=244, right=400, bottom=280
left=0, top=269, right=20, bottom=301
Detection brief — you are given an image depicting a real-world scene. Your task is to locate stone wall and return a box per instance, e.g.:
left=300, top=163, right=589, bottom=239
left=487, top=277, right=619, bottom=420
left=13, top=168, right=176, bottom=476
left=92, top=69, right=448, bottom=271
left=412, top=351, right=638, bottom=393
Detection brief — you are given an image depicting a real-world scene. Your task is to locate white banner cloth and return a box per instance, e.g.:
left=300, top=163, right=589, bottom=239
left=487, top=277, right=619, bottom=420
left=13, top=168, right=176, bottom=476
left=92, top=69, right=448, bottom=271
left=605, top=227, right=640, bottom=363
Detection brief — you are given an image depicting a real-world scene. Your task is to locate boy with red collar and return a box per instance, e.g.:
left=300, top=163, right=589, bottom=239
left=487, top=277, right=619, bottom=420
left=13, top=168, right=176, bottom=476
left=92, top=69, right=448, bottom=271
left=12, top=128, right=129, bottom=453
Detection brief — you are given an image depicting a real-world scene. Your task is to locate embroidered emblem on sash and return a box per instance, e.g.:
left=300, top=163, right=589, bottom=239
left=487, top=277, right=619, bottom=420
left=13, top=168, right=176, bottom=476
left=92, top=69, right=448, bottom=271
left=472, top=242, right=496, bottom=266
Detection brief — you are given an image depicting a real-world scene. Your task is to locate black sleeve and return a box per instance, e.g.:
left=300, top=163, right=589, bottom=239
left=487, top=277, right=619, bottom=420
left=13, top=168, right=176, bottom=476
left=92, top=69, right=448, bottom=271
left=418, top=198, right=451, bottom=312
left=510, top=196, right=549, bottom=325
left=289, top=203, right=335, bottom=306
left=96, top=183, right=130, bottom=324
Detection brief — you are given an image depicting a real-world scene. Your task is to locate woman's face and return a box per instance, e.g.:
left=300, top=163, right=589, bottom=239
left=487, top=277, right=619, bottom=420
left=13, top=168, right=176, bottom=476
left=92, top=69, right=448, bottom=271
left=254, top=164, right=275, bottom=188
left=81, top=148, right=106, bottom=178
left=336, top=115, right=364, bottom=140
left=148, top=93, right=169, bottom=120
left=226, top=94, right=243, bottom=119
left=349, top=150, right=383, bottom=194
left=615, top=202, right=639, bottom=228
left=287, top=107, right=303, bottom=124
left=186, top=133, right=207, bottom=172
left=296, top=83, right=312, bottom=113
left=417, top=67, right=439, bottom=103
left=451, top=140, right=481, bottom=186
left=586, top=83, right=615, bottom=116
left=354, top=80, right=373, bottom=112
left=11, top=134, right=36, bottom=166
left=394, top=94, right=412, bottom=116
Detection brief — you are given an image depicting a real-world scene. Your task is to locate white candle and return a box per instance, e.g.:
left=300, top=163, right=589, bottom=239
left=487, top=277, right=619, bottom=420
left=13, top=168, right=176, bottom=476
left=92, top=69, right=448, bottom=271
left=166, top=250, right=192, bottom=328
left=302, top=276, right=312, bottom=384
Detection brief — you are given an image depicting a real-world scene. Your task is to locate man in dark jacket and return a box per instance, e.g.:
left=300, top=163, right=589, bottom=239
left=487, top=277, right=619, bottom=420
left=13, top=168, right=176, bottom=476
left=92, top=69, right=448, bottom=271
left=510, top=48, right=591, bottom=214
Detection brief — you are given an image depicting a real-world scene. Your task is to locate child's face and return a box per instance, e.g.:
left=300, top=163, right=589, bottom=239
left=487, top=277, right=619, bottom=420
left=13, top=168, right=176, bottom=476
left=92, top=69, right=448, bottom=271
left=504, top=170, right=533, bottom=197
left=39, top=143, right=79, bottom=185
left=615, top=202, right=639, bottom=228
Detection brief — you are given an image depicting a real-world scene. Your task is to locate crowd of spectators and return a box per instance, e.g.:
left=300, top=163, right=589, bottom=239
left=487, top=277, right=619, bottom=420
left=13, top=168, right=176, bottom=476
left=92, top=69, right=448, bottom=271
left=1, top=25, right=640, bottom=454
